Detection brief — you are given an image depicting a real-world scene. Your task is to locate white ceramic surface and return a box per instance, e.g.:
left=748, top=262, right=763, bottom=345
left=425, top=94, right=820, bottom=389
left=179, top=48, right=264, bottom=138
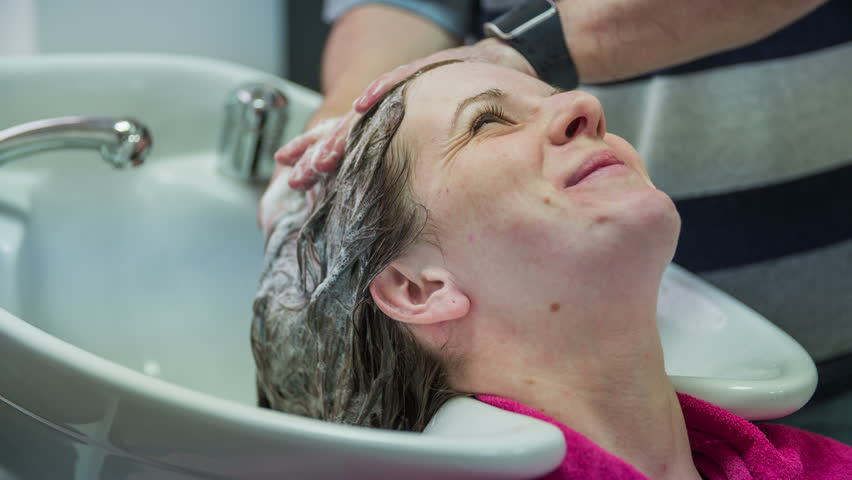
left=659, top=264, right=817, bottom=420
left=0, top=54, right=816, bottom=480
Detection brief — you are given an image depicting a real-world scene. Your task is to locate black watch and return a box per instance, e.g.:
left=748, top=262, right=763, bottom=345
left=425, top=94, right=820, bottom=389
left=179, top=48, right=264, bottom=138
left=483, top=0, right=578, bottom=90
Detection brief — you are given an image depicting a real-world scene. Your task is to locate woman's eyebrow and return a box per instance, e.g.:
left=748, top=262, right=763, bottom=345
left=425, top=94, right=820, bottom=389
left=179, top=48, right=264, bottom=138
left=450, top=88, right=507, bottom=132
left=448, top=87, right=562, bottom=133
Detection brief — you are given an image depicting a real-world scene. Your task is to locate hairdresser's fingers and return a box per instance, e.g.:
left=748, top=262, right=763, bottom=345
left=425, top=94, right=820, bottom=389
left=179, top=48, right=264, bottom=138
left=274, top=131, right=317, bottom=167
left=279, top=117, right=345, bottom=189
left=275, top=116, right=342, bottom=168
left=313, top=111, right=357, bottom=173
left=286, top=151, right=310, bottom=189
left=288, top=143, right=323, bottom=189
left=309, top=129, right=343, bottom=175
left=313, top=148, right=341, bottom=175
left=354, top=62, right=421, bottom=113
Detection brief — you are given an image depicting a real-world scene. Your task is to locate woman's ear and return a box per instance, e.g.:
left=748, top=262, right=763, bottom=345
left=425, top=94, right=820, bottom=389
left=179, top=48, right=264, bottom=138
left=370, top=261, right=470, bottom=325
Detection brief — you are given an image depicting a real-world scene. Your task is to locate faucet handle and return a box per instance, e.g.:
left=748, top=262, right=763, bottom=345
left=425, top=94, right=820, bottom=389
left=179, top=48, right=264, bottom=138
left=219, top=83, right=288, bottom=182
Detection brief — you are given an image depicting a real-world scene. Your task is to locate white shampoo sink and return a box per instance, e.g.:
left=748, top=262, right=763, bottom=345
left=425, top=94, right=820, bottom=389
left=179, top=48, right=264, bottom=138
left=0, top=54, right=816, bottom=480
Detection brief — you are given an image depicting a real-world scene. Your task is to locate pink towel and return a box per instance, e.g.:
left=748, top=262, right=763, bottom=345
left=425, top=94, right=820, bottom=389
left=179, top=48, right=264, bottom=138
left=476, top=393, right=852, bottom=479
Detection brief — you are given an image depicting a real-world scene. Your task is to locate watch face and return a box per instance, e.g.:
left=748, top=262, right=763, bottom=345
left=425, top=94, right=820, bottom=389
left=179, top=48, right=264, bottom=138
left=495, top=0, right=556, bottom=38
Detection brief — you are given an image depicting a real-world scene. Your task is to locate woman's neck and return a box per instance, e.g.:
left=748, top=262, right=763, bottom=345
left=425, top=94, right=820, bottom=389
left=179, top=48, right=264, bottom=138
left=467, top=306, right=703, bottom=480
left=531, top=355, right=701, bottom=480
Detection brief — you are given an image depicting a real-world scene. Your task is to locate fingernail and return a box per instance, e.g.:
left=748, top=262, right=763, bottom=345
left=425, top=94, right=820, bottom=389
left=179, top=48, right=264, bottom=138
left=352, top=96, right=364, bottom=110
left=355, top=84, right=380, bottom=111
left=275, top=145, right=291, bottom=158
left=353, top=96, right=370, bottom=113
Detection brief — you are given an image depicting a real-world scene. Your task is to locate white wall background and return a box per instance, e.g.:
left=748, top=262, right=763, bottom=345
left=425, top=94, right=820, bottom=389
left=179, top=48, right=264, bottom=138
left=0, top=0, right=288, bottom=77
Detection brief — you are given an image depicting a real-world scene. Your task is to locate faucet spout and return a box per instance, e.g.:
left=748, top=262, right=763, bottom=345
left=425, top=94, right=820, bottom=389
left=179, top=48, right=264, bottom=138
left=0, top=116, right=153, bottom=168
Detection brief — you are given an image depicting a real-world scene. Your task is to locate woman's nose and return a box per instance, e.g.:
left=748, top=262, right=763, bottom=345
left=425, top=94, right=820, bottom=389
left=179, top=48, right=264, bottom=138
left=546, top=91, right=606, bottom=146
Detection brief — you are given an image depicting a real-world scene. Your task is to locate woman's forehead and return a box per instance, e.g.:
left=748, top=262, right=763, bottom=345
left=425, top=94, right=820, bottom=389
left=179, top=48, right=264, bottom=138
left=404, top=61, right=552, bottom=117
left=407, top=62, right=512, bottom=99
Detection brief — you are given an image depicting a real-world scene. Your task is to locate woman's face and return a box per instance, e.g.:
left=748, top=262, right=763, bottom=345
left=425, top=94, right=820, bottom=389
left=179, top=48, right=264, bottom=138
left=396, top=62, right=680, bottom=328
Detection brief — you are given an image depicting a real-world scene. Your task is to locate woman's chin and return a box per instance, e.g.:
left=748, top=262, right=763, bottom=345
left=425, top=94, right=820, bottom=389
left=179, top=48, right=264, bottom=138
left=630, top=188, right=681, bottom=259
left=587, top=186, right=681, bottom=262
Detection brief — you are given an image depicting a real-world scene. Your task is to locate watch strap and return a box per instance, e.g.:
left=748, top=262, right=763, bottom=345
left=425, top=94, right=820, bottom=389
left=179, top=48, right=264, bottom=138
left=484, top=0, right=578, bottom=90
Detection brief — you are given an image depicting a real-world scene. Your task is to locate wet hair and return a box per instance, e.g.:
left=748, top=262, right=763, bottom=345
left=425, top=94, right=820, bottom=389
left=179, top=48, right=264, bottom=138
left=251, top=60, right=465, bottom=431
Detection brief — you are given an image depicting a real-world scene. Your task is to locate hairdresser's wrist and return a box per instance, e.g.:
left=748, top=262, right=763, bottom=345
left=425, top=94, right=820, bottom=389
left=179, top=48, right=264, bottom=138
left=475, top=37, right=537, bottom=79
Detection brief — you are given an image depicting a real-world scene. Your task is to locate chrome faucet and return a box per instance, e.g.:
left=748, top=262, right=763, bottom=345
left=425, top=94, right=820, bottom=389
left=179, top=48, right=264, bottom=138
left=0, top=116, right=152, bottom=168
left=219, top=83, right=288, bottom=182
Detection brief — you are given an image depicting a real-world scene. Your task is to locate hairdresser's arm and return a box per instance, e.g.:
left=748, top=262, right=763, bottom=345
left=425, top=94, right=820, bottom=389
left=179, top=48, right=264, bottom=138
left=554, top=0, right=827, bottom=84
left=310, top=4, right=460, bottom=127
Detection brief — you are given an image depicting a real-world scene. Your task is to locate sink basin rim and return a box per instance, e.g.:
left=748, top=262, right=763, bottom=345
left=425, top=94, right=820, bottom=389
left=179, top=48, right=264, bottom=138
left=0, top=307, right=566, bottom=477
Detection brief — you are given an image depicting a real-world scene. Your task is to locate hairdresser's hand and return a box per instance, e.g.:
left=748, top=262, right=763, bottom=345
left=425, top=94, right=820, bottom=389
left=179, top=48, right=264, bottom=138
left=354, top=37, right=534, bottom=113
left=272, top=111, right=358, bottom=190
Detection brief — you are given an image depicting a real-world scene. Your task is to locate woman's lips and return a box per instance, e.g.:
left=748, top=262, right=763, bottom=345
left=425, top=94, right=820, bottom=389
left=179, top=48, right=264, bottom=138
left=564, top=150, right=626, bottom=188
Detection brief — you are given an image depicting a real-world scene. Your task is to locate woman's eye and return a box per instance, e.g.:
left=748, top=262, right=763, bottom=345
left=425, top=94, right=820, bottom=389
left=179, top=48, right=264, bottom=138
left=471, top=113, right=501, bottom=133
left=470, top=105, right=508, bottom=134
